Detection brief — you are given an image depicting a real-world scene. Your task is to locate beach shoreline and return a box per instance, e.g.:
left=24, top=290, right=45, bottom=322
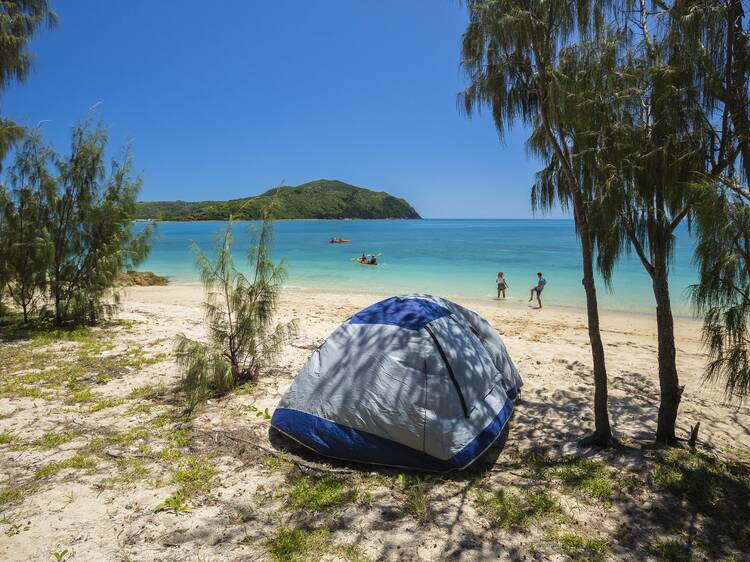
left=139, top=281, right=704, bottom=323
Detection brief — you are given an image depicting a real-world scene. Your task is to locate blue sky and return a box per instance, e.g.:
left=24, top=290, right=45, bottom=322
left=4, top=0, right=546, bottom=218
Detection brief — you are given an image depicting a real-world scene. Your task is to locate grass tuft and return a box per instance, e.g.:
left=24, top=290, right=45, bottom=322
left=396, top=474, right=432, bottom=521
left=285, top=474, right=358, bottom=513
left=0, top=487, right=24, bottom=511
left=0, top=382, right=52, bottom=400
left=35, top=453, right=97, bottom=479
left=475, top=487, right=559, bottom=529
left=172, top=455, right=215, bottom=498
left=129, top=384, right=168, bottom=400
left=33, top=430, right=77, bottom=448
left=86, top=398, right=124, bottom=413
left=266, top=526, right=330, bottom=562
left=654, top=538, right=697, bottom=562
left=550, top=530, right=610, bottom=561
left=528, top=453, right=614, bottom=504
left=651, top=449, right=741, bottom=515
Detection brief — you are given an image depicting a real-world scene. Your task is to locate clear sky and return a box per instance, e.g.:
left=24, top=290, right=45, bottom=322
left=4, top=0, right=548, bottom=219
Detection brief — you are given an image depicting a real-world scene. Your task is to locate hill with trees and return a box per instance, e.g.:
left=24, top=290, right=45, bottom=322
left=135, top=180, right=421, bottom=220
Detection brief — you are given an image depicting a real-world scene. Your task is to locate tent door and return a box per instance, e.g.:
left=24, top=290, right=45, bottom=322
left=424, top=323, right=469, bottom=418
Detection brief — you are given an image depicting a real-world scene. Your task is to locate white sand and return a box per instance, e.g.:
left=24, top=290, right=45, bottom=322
left=0, top=284, right=748, bottom=561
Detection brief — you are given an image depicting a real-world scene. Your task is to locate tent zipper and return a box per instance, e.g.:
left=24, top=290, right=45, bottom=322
left=424, top=323, right=469, bottom=418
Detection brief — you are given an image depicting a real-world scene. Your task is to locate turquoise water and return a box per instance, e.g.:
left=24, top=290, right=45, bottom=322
left=136, top=219, right=698, bottom=315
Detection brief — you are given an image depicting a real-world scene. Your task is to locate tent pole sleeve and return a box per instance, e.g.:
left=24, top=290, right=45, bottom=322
left=424, top=324, right=469, bottom=418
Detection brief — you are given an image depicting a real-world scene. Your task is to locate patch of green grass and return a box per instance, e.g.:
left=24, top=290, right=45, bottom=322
left=67, top=388, right=96, bottom=404
left=17, top=364, right=85, bottom=387
left=172, top=455, right=215, bottom=498
left=88, top=427, right=151, bottom=459
left=166, top=427, right=190, bottom=448
left=108, top=456, right=151, bottom=486
left=396, top=474, right=431, bottom=521
left=0, top=432, right=15, bottom=445
left=655, top=538, right=698, bottom=562
left=265, top=526, right=330, bottom=562
left=129, top=384, right=168, bottom=400
left=475, top=487, right=560, bottom=529
left=85, top=398, right=124, bottom=413
left=125, top=402, right=153, bottom=416
left=528, top=454, right=614, bottom=504
left=0, top=488, right=24, bottom=511
left=149, top=412, right=182, bottom=428
left=35, top=453, right=97, bottom=479
left=33, top=430, right=77, bottom=448
left=0, top=382, right=52, bottom=400
left=285, top=474, right=358, bottom=513
left=235, top=382, right=256, bottom=395
left=728, top=447, right=750, bottom=463
left=157, top=446, right=183, bottom=463
left=476, top=488, right=526, bottom=528
left=109, top=427, right=149, bottom=446
left=550, top=530, right=610, bottom=562
left=651, top=449, right=743, bottom=515
left=263, top=452, right=291, bottom=472
left=32, top=326, right=99, bottom=345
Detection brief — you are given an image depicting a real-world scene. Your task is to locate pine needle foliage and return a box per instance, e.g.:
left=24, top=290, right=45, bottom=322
left=1, top=130, right=52, bottom=321
left=43, top=121, right=153, bottom=325
left=174, top=219, right=297, bottom=412
left=693, top=193, right=750, bottom=401
left=0, top=122, right=153, bottom=326
left=460, top=0, right=616, bottom=446
left=0, top=1, right=57, bottom=91
left=686, top=0, right=750, bottom=402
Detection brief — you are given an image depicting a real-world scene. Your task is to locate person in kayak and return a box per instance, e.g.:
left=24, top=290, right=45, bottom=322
left=369, top=255, right=378, bottom=265
left=528, top=272, right=547, bottom=308
left=496, top=272, right=509, bottom=299
left=361, top=253, right=367, bottom=261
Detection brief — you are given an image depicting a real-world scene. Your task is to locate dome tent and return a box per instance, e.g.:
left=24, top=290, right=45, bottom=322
left=271, top=294, right=523, bottom=471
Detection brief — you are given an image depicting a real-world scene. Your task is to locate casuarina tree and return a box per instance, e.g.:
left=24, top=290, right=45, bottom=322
left=174, top=218, right=298, bottom=412
left=461, top=0, right=615, bottom=445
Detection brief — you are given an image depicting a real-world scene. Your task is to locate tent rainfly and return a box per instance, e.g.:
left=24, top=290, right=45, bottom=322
left=271, top=294, right=522, bottom=471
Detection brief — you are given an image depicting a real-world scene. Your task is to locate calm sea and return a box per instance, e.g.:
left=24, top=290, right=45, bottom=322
left=135, top=219, right=697, bottom=315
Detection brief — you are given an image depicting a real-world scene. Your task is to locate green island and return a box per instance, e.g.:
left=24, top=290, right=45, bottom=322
left=134, top=179, right=421, bottom=220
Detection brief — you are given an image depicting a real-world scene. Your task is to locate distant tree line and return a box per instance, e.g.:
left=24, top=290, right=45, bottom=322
left=134, top=180, right=422, bottom=221
left=462, top=0, right=750, bottom=444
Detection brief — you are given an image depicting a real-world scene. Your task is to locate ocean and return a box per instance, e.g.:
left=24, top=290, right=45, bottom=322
left=135, top=219, right=698, bottom=316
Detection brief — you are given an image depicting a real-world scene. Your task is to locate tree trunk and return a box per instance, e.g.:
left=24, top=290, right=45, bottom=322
left=54, top=283, right=63, bottom=327
left=652, top=243, right=682, bottom=445
left=573, top=191, right=613, bottom=446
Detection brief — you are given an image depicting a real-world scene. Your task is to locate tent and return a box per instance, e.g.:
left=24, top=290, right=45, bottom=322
left=271, top=294, right=522, bottom=471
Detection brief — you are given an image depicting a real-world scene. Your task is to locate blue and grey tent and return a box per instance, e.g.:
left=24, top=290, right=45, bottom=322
left=271, top=294, right=522, bottom=471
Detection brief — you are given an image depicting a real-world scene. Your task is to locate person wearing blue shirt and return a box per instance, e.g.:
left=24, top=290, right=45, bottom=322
left=528, top=272, right=547, bottom=308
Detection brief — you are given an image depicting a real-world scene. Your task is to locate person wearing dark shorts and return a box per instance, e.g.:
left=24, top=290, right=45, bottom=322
left=528, top=272, right=546, bottom=308
left=496, top=271, right=509, bottom=299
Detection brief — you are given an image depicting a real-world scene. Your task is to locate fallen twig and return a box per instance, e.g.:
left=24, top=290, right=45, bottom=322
left=196, top=429, right=358, bottom=475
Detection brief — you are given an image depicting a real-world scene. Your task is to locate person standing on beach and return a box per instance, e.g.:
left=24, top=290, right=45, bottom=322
left=496, top=272, right=509, bottom=299
left=528, top=272, right=546, bottom=308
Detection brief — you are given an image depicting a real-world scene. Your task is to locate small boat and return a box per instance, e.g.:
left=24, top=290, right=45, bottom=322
left=354, top=253, right=380, bottom=266
left=329, top=239, right=351, bottom=244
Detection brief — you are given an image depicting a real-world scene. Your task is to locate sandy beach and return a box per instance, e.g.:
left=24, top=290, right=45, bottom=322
left=1, top=284, right=748, bottom=561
